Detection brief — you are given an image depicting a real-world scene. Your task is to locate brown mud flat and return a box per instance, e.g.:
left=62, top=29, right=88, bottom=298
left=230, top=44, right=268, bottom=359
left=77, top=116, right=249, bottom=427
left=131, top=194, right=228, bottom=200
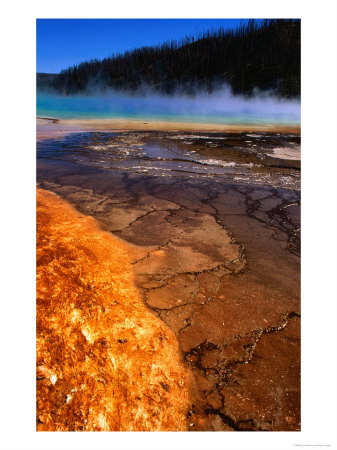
left=36, top=188, right=190, bottom=431
left=37, top=126, right=301, bottom=431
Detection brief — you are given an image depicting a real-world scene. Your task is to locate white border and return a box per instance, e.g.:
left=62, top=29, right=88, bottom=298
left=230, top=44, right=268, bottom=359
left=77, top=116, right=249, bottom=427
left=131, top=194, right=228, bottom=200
left=1, top=1, right=337, bottom=449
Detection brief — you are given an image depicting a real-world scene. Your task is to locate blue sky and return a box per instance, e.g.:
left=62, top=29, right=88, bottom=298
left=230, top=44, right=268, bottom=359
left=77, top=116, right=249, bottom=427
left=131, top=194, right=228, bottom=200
left=37, top=19, right=250, bottom=73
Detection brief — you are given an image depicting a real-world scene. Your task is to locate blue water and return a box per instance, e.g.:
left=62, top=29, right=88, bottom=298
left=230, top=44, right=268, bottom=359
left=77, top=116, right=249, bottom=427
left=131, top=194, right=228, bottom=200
left=36, top=90, right=301, bottom=125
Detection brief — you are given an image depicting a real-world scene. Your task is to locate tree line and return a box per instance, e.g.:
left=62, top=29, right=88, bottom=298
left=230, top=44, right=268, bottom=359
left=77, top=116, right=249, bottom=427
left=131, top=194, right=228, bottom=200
left=37, top=19, right=300, bottom=98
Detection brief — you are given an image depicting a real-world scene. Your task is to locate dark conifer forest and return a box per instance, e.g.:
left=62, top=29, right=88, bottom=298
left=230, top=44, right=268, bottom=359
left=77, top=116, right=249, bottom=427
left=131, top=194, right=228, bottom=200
left=37, top=19, right=300, bottom=98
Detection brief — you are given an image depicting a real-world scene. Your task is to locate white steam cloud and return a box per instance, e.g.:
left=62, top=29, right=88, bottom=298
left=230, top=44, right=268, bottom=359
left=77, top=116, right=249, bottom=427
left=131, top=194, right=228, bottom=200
left=37, top=84, right=300, bottom=124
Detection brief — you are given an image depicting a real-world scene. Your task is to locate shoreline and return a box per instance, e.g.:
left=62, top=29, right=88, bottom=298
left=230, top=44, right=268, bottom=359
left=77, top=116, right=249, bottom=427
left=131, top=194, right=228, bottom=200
left=37, top=117, right=301, bottom=139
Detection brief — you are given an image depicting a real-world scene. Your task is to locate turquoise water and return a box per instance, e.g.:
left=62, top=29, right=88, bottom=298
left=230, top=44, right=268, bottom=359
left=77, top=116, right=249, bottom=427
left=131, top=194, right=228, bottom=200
left=36, top=91, right=301, bottom=125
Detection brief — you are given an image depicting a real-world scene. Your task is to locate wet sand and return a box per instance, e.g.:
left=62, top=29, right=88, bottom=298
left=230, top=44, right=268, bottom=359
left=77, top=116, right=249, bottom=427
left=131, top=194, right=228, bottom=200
left=37, top=119, right=300, bottom=431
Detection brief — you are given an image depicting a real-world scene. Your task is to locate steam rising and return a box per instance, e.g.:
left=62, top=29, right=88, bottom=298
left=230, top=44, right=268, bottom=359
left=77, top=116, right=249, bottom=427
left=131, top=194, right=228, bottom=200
left=37, top=84, right=300, bottom=124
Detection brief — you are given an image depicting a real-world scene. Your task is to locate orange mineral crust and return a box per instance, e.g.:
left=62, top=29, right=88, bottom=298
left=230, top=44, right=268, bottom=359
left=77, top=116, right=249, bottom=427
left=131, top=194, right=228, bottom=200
left=36, top=188, right=190, bottom=431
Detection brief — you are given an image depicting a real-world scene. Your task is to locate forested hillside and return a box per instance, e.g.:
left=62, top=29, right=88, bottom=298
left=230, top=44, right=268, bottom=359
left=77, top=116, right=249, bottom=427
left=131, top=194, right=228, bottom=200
left=37, top=19, right=300, bottom=98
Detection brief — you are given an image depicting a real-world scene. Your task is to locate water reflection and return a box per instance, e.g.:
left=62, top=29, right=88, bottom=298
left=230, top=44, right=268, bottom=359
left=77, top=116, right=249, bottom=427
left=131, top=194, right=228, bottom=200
left=37, top=131, right=300, bottom=189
